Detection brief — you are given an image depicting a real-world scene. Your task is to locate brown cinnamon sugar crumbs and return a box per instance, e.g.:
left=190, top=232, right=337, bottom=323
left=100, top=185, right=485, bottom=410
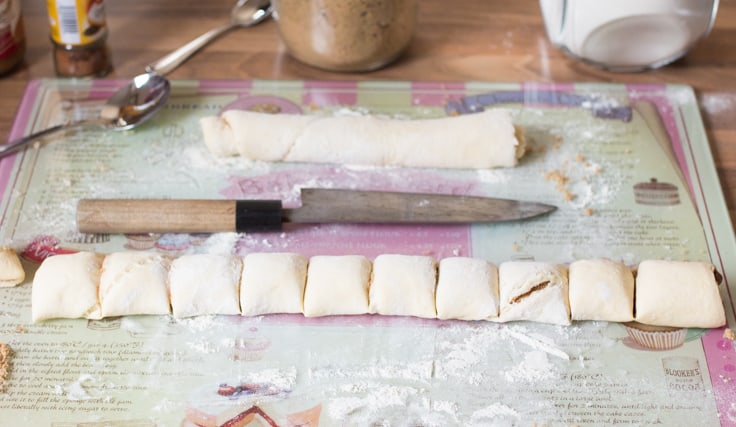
left=575, top=154, right=585, bottom=163
left=545, top=169, right=569, bottom=186
left=563, top=190, right=576, bottom=201
left=584, top=208, right=594, bottom=216
left=0, top=342, right=11, bottom=393
left=15, top=325, right=24, bottom=333
left=512, top=243, right=521, bottom=252
left=723, top=328, right=735, bottom=341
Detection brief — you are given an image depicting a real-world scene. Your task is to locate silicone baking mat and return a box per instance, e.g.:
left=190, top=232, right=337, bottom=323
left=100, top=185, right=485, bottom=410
left=0, top=79, right=734, bottom=426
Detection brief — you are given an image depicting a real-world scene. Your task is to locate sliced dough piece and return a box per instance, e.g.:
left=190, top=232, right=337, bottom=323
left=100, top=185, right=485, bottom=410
left=99, top=252, right=172, bottom=317
left=0, top=247, right=24, bottom=287
left=200, top=109, right=526, bottom=169
left=497, top=261, right=570, bottom=325
left=635, top=260, right=725, bottom=328
left=436, top=257, right=499, bottom=320
left=240, top=252, right=308, bottom=316
left=303, top=255, right=372, bottom=317
left=32, top=252, right=103, bottom=322
left=169, top=254, right=243, bottom=318
left=568, top=258, right=634, bottom=322
left=369, top=254, right=437, bottom=318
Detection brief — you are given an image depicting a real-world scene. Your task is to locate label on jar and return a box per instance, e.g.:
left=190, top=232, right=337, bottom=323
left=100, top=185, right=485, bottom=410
left=47, top=0, right=106, bottom=46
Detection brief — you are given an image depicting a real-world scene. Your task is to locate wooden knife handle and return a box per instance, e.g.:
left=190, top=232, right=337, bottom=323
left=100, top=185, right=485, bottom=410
left=76, top=199, right=283, bottom=234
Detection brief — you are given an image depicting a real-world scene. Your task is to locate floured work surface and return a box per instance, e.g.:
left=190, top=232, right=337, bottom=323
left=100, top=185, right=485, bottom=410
left=0, top=80, right=734, bottom=426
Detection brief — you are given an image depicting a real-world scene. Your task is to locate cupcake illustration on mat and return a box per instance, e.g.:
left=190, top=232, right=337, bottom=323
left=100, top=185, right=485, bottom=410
left=232, top=327, right=271, bottom=361
left=623, top=321, right=687, bottom=350
left=124, top=233, right=160, bottom=250
left=633, top=178, right=680, bottom=205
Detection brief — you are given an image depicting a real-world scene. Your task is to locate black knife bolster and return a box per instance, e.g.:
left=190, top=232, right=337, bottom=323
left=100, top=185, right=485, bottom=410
left=235, top=200, right=283, bottom=232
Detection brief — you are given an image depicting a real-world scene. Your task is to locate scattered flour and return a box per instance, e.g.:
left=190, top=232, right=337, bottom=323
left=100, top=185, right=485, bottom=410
left=504, top=350, right=555, bottom=383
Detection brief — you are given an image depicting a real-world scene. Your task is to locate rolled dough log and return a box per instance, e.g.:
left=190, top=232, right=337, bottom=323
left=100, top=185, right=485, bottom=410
left=240, top=252, right=308, bottom=316
left=436, top=257, right=499, bottom=320
left=169, top=254, right=243, bottom=318
left=635, top=260, right=725, bottom=328
left=568, top=258, right=634, bottom=322
left=200, top=109, right=526, bottom=169
left=497, top=261, right=570, bottom=325
left=369, top=254, right=437, bottom=318
left=303, top=255, right=372, bottom=317
left=0, top=247, right=24, bottom=287
left=32, top=252, right=104, bottom=322
left=99, top=252, right=172, bottom=317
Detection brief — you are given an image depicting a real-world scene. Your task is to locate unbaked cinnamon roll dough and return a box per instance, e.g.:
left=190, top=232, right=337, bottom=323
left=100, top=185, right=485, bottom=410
left=32, top=251, right=104, bottom=322
left=99, top=252, right=172, bottom=317
left=497, top=261, right=571, bottom=325
left=369, top=254, right=437, bottom=318
left=303, top=255, right=372, bottom=317
left=29, top=252, right=727, bottom=329
left=0, top=247, right=24, bottom=288
left=169, top=254, right=242, bottom=318
left=568, top=258, right=635, bottom=322
left=200, top=109, right=526, bottom=169
left=635, top=260, right=725, bottom=328
left=240, top=252, right=308, bottom=316
left=436, top=257, right=499, bottom=320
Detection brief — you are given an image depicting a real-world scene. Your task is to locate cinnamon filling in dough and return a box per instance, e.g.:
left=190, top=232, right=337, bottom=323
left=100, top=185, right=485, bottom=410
left=510, top=281, right=550, bottom=304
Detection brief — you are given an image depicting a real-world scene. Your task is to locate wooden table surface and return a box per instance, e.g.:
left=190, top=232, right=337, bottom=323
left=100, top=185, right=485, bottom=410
left=1, top=0, right=735, bottom=231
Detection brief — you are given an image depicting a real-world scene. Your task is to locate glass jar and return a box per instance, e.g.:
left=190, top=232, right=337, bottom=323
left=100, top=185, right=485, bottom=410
left=0, top=0, right=25, bottom=76
left=47, top=0, right=111, bottom=77
left=272, top=0, right=417, bottom=72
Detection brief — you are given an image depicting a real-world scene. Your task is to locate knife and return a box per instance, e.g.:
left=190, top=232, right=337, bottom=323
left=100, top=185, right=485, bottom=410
left=76, top=188, right=556, bottom=234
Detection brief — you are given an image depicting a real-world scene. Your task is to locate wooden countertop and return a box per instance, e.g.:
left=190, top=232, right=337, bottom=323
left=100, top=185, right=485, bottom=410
left=1, top=0, right=735, bottom=230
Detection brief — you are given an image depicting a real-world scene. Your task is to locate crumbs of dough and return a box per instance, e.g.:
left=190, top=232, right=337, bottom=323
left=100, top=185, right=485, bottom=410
left=0, top=342, right=11, bottom=393
left=545, top=169, right=569, bottom=187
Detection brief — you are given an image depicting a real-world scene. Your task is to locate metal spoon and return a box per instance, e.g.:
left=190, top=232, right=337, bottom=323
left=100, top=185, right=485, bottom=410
left=0, top=0, right=272, bottom=159
left=0, top=73, right=171, bottom=158
left=146, top=0, right=272, bottom=75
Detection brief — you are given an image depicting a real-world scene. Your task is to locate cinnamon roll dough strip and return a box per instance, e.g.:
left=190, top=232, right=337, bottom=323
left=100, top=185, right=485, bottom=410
left=200, top=109, right=526, bottom=169
left=29, top=252, right=727, bottom=330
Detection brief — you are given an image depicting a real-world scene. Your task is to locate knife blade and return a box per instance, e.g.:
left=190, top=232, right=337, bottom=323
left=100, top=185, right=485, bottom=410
left=76, top=188, right=556, bottom=234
